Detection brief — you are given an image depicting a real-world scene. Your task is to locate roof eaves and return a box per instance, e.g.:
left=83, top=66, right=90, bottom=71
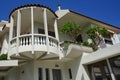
left=9, top=4, right=58, bottom=22
left=69, top=10, right=120, bottom=30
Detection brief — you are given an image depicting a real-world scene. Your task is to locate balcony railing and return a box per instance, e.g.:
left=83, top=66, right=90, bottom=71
left=10, top=34, right=59, bottom=54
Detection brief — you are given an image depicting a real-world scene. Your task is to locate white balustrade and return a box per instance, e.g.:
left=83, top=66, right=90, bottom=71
left=34, top=34, right=46, bottom=45
left=19, top=35, right=32, bottom=46
left=10, top=38, right=17, bottom=48
left=10, top=34, right=59, bottom=54
left=49, top=36, right=58, bottom=48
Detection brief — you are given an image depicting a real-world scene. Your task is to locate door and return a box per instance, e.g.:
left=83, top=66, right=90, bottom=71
left=52, top=69, right=62, bottom=80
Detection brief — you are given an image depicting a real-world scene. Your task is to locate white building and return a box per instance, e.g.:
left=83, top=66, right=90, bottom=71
left=0, top=4, right=120, bottom=80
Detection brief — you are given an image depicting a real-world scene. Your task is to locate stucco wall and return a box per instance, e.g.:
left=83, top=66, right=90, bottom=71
left=6, top=68, right=18, bottom=80
left=65, top=57, right=82, bottom=80
left=6, top=61, right=34, bottom=80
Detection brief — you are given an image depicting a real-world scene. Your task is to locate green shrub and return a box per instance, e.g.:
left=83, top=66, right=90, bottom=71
left=81, top=41, right=90, bottom=47
left=0, top=54, right=7, bottom=60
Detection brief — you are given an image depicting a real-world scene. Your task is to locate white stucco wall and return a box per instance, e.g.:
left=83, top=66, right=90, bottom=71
left=65, top=57, right=87, bottom=80
left=6, top=68, right=18, bottom=80
left=6, top=61, right=34, bottom=80
left=1, top=33, right=9, bottom=54
left=59, top=33, right=73, bottom=42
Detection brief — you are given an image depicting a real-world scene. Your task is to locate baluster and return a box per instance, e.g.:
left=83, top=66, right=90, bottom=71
left=44, top=37, right=46, bottom=45
left=39, top=36, right=41, bottom=45
left=23, top=37, right=25, bottom=46
left=34, top=36, right=36, bottom=44
left=52, top=39, right=55, bottom=47
left=14, top=39, right=16, bottom=47
left=26, top=37, right=28, bottom=45
left=49, top=38, right=51, bottom=46
left=43, top=37, right=45, bottom=45
left=35, top=36, right=38, bottom=45
left=51, top=39, right=53, bottom=46
left=20, top=38, right=22, bottom=46
left=56, top=41, right=58, bottom=48
left=25, top=37, right=27, bottom=45
left=51, top=39, right=54, bottom=46
left=36, top=36, right=38, bottom=45
left=38, top=36, right=40, bottom=45
left=28, top=36, right=30, bottom=45
left=29, top=37, right=32, bottom=45
left=41, top=36, right=43, bottom=45
left=53, top=40, right=55, bottom=47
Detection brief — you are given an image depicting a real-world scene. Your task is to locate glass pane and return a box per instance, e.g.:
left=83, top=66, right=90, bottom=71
left=48, top=31, right=55, bottom=37
left=38, top=68, right=43, bottom=80
left=38, top=28, right=45, bottom=34
left=68, top=68, right=72, bottom=79
left=45, top=68, right=50, bottom=80
left=109, top=55, right=120, bottom=80
left=87, top=60, right=112, bottom=80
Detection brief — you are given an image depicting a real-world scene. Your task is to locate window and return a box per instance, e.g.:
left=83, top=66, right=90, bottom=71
left=103, top=34, right=113, bottom=45
left=87, top=60, right=112, bottom=80
left=45, top=68, right=50, bottom=80
left=48, top=31, right=55, bottom=37
left=109, top=55, right=120, bottom=80
left=38, top=68, right=43, bottom=80
left=68, top=68, right=72, bottom=79
left=38, top=29, right=45, bottom=34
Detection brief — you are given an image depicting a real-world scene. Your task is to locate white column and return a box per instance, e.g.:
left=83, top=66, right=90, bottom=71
left=9, top=16, right=14, bottom=41
left=54, top=19, right=59, bottom=40
left=8, top=16, right=14, bottom=59
left=31, top=7, right=34, bottom=54
left=50, top=69, right=53, bottom=80
left=106, top=59, right=116, bottom=80
left=16, top=10, right=21, bottom=55
left=43, top=8, right=49, bottom=54
left=54, top=19, right=61, bottom=57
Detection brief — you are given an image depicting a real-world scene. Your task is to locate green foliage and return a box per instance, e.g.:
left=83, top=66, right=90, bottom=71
left=86, top=25, right=109, bottom=50
left=81, top=41, right=90, bottom=47
left=86, top=25, right=108, bottom=40
left=63, top=41, right=70, bottom=47
left=0, top=54, right=7, bottom=60
left=60, top=22, right=82, bottom=42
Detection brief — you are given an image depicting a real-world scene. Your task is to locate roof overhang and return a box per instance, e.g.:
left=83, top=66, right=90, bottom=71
left=82, top=43, right=120, bottom=65
left=0, top=60, right=18, bottom=76
left=57, top=10, right=120, bottom=33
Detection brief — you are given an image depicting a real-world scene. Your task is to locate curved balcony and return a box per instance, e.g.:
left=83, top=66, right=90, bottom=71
left=9, top=34, right=60, bottom=60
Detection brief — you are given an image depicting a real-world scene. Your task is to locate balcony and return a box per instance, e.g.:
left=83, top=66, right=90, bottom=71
left=9, top=34, right=61, bottom=60
left=60, top=41, right=93, bottom=59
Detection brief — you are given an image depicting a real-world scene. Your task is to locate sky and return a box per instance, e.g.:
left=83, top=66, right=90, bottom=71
left=0, top=0, right=120, bottom=28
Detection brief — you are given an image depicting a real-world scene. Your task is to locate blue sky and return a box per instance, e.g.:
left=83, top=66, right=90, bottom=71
left=0, top=0, right=120, bottom=28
